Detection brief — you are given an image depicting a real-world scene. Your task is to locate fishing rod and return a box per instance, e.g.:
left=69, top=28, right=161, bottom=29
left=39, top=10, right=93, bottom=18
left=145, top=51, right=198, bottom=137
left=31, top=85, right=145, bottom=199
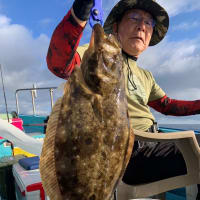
left=0, top=64, right=10, bottom=123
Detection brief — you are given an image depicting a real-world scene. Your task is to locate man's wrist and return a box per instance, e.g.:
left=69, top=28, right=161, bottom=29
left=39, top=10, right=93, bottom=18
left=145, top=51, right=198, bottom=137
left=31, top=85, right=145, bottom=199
left=71, top=8, right=87, bottom=27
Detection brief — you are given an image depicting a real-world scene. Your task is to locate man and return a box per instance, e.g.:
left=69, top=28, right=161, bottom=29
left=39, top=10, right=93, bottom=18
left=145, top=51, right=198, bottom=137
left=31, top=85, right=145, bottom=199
left=47, top=0, right=200, bottom=198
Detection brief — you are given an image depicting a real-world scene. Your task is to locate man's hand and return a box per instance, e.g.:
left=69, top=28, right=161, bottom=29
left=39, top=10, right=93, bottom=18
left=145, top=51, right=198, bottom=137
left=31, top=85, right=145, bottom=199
left=73, top=0, right=94, bottom=21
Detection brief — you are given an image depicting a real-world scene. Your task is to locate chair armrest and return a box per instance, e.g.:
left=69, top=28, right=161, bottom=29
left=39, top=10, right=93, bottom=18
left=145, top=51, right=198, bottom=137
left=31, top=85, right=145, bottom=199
left=134, top=129, right=200, bottom=173
left=134, top=129, right=196, bottom=142
left=117, top=130, right=200, bottom=199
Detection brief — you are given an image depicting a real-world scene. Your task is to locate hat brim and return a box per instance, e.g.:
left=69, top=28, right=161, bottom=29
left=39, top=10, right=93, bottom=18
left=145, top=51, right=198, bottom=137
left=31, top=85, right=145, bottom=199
left=103, top=0, right=169, bottom=46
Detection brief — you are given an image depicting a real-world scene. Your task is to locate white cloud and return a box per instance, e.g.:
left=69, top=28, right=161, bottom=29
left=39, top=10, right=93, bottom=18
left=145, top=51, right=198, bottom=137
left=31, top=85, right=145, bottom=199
left=157, top=0, right=200, bottom=16
left=39, top=18, right=53, bottom=27
left=0, top=0, right=200, bottom=124
left=0, top=14, right=10, bottom=26
left=138, top=35, right=200, bottom=125
left=101, top=0, right=200, bottom=18
left=139, top=36, right=200, bottom=75
left=155, top=111, right=200, bottom=125
left=173, top=88, right=200, bottom=100
left=172, top=21, right=200, bottom=31
left=0, top=15, right=63, bottom=115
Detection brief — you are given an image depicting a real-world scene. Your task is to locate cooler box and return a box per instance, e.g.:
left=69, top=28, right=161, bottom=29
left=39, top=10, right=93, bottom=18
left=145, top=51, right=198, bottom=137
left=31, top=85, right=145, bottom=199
left=13, top=162, right=48, bottom=200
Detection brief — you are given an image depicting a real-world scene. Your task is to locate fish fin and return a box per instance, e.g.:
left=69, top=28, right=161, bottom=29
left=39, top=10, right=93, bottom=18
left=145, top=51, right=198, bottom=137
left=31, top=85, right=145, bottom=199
left=40, top=97, right=63, bottom=200
left=89, top=30, right=95, bottom=49
left=64, top=77, right=72, bottom=95
left=110, top=128, right=134, bottom=200
left=125, top=128, right=134, bottom=168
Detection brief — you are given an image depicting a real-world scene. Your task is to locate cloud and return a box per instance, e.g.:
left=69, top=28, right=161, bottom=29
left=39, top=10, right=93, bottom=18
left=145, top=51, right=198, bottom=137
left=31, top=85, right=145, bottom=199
left=158, top=0, right=200, bottom=16
left=139, top=35, right=200, bottom=73
left=0, top=14, right=64, bottom=115
left=138, top=35, right=200, bottom=102
left=39, top=18, right=53, bottom=27
left=101, top=0, right=200, bottom=18
left=0, top=14, right=10, bottom=25
left=0, top=0, right=200, bottom=124
left=171, top=21, right=200, bottom=31
left=153, top=110, right=200, bottom=125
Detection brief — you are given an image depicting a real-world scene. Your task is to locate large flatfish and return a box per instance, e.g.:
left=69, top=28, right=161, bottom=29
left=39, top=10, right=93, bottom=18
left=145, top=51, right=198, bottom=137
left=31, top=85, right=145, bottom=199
left=40, top=24, right=134, bottom=200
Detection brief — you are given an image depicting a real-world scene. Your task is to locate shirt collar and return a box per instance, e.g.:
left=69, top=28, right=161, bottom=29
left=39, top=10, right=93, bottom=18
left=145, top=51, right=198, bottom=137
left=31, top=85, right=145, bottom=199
left=122, top=50, right=138, bottom=62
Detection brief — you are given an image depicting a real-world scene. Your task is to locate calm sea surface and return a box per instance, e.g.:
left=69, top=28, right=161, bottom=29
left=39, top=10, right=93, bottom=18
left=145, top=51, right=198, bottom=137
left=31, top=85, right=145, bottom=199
left=160, top=124, right=200, bottom=132
left=25, top=124, right=200, bottom=134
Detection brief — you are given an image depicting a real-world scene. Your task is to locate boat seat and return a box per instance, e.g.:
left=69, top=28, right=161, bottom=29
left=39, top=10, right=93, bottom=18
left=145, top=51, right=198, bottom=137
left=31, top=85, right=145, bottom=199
left=116, top=130, right=200, bottom=199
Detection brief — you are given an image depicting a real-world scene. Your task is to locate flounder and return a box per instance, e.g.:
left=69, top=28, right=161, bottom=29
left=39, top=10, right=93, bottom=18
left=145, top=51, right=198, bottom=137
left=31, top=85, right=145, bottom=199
left=40, top=24, right=134, bottom=200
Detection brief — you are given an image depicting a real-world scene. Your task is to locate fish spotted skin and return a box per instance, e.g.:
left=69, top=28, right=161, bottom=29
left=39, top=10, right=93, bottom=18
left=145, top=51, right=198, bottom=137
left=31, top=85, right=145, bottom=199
left=40, top=24, right=134, bottom=200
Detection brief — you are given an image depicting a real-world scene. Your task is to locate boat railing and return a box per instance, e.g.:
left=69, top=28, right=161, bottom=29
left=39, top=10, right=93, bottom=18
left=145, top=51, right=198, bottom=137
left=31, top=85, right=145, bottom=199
left=15, top=86, right=57, bottom=115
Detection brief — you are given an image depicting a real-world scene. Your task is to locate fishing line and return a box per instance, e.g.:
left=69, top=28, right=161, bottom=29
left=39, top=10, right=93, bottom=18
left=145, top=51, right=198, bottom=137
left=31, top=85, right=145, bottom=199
left=0, top=64, right=10, bottom=122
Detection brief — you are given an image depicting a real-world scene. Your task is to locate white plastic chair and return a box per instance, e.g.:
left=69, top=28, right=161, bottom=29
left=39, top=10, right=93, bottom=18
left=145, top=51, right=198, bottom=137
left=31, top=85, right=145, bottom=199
left=116, top=129, right=200, bottom=199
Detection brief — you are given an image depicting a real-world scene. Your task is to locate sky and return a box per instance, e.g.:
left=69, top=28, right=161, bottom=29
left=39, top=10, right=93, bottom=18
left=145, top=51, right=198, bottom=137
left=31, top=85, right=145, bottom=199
left=0, top=0, right=200, bottom=125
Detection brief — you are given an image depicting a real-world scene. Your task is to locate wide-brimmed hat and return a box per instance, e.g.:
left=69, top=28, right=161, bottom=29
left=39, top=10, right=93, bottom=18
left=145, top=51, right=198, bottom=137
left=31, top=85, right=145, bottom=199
left=103, top=0, right=169, bottom=46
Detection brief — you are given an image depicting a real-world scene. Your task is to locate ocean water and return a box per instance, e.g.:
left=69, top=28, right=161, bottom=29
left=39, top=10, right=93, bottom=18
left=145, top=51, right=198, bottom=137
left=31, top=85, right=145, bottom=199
left=160, top=124, right=200, bottom=132
left=24, top=124, right=200, bottom=134
left=19, top=115, right=200, bottom=134
left=23, top=121, right=200, bottom=134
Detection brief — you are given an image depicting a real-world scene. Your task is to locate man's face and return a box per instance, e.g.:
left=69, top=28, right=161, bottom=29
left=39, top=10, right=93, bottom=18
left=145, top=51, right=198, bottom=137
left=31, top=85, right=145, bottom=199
left=114, top=9, right=154, bottom=57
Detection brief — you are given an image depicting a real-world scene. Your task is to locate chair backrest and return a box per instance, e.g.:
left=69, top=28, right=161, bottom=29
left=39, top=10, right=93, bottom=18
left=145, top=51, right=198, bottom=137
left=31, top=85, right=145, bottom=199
left=116, top=130, right=200, bottom=199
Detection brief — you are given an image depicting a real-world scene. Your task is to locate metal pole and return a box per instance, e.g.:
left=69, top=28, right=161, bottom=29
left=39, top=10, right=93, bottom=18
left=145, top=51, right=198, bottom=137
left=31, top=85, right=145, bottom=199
left=15, top=91, right=19, bottom=115
left=31, top=90, right=36, bottom=115
left=15, top=87, right=57, bottom=115
left=50, top=88, right=54, bottom=110
left=0, top=64, right=10, bottom=122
